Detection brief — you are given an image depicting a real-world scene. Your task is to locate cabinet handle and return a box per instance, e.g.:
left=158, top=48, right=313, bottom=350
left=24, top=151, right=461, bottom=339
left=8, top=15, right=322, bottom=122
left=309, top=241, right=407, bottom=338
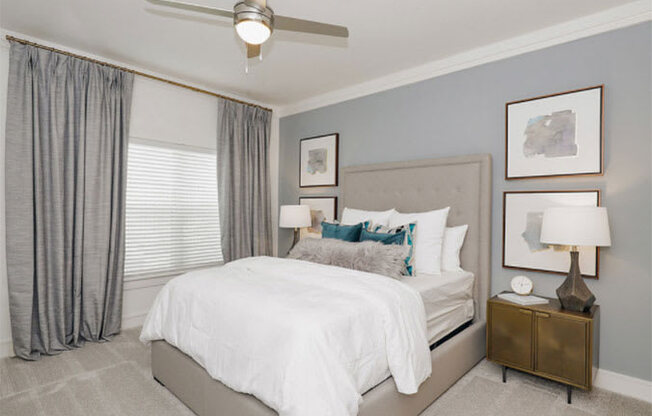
left=519, top=309, right=532, bottom=315
left=536, top=312, right=550, bottom=318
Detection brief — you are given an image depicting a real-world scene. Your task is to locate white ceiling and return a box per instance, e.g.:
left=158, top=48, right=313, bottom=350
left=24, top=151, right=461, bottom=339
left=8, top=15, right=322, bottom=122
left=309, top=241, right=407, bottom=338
left=0, top=0, right=639, bottom=106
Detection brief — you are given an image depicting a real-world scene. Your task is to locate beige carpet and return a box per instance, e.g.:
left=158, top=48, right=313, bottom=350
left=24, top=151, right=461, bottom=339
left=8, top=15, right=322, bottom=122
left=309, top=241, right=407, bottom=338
left=1, top=328, right=649, bottom=416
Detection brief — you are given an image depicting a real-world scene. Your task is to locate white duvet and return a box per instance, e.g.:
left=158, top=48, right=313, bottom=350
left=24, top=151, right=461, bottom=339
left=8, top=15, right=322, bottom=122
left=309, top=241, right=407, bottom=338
left=140, top=256, right=431, bottom=416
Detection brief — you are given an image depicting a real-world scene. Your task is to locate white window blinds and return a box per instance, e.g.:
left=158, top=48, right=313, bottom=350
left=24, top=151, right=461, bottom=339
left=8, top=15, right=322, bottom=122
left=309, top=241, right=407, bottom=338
left=124, top=139, right=223, bottom=280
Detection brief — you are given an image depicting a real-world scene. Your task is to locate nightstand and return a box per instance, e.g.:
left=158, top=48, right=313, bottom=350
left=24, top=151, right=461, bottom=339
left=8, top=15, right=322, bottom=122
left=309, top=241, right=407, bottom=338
left=486, top=293, right=599, bottom=404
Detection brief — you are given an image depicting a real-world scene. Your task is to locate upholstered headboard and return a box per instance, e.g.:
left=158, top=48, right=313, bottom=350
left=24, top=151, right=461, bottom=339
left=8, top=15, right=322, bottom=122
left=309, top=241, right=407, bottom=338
left=340, top=154, right=492, bottom=321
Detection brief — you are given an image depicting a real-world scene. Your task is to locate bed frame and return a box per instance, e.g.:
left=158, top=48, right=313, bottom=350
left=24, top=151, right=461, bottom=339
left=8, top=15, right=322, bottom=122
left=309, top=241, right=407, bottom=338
left=151, top=153, right=492, bottom=416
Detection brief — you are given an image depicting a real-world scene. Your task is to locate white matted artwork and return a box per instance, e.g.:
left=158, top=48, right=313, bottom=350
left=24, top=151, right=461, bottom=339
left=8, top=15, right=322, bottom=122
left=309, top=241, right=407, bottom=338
left=506, top=86, right=603, bottom=179
left=300, top=134, right=339, bottom=187
left=299, top=197, right=337, bottom=239
left=503, top=190, right=600, bottom=278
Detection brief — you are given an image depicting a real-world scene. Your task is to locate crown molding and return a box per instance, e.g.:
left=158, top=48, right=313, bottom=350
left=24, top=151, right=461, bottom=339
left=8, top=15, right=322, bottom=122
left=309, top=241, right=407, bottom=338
left=0, top=28, right=278, bottom=112
left=277, top=1, right=651, bottom=118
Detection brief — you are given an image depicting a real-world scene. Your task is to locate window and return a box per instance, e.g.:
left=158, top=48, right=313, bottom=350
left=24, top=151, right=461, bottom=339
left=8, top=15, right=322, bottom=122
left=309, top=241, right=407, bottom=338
left=124, top=139, right=223, bottom=280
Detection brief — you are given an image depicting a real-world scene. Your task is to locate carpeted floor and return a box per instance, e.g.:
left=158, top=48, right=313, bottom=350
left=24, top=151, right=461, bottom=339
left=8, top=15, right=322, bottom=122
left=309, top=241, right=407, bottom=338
left=1, top=327, right=650, bottom=416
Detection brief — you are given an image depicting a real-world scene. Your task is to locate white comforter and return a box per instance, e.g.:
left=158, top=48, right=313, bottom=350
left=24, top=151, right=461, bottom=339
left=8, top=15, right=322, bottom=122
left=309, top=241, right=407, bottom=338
left=140, top=256, right=431, bottom=416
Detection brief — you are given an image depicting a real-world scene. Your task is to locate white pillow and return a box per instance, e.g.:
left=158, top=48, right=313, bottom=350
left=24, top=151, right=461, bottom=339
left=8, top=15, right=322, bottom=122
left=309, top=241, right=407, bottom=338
left=389, top=207, right=450, bottom=275
left=441, top=225, right=468, bottom=272
left=341, top=207, right=396, bottom=227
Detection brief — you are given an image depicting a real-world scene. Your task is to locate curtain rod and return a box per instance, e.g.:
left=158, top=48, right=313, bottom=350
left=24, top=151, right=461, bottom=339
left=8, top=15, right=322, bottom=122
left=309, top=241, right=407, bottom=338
left=5, top=35, right=273, bottom=112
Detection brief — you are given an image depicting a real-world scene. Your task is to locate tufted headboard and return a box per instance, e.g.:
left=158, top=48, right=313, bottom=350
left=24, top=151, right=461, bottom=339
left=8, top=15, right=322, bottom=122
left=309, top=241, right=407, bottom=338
left=340, top=154, right=492, bottom=321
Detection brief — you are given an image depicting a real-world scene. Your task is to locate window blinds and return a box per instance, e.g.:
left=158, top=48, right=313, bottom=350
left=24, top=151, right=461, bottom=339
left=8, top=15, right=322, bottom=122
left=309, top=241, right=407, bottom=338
left=124, top=139, right=223, bottom=280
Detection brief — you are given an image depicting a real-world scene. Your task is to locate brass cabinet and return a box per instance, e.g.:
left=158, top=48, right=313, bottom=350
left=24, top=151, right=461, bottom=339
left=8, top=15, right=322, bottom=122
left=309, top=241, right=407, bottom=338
left=487, top=294, right=599, bottom=403
left=535, top=312, right=588, bottom=386
left=488, top=304, right=533, bottom=370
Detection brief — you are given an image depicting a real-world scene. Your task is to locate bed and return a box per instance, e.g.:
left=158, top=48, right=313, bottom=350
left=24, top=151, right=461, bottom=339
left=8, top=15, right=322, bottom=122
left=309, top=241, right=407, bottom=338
left=401, top=271, right=475, bottom=345
left=146, top=153, right=492, bottom=416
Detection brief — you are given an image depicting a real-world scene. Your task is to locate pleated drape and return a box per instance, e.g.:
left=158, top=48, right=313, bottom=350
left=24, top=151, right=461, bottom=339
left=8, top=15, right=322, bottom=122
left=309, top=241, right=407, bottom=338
left=216, top=99, right=272, bottom=262
left=5, top=41, right=134, bottom=360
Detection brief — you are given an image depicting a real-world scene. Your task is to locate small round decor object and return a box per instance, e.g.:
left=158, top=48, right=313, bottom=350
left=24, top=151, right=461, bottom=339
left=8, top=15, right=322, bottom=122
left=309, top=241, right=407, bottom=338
left=511, top=275, right=533, bottom=296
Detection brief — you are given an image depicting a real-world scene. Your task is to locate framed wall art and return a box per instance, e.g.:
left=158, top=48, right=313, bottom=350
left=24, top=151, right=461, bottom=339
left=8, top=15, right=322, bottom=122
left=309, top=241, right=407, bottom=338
left=503, top=190, right=601, bottom=278
left=505, top=85, right=604, bottom=180
left=299, top=196, right=337, bottom=239
left=299, top=133, right=339, bottom=188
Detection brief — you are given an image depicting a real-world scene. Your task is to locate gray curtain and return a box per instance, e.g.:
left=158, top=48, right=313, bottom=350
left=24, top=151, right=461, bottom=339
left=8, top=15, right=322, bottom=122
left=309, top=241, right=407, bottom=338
left=5, top=41, right=134, bottom=360
left=217, top=99, right=273, bottom=262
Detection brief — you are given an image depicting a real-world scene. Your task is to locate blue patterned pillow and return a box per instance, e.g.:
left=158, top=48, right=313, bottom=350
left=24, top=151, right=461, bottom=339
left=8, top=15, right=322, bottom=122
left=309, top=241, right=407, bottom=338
left=368, top=223, right=417, bottom=276
left=359, top=228, right=406, bottom=245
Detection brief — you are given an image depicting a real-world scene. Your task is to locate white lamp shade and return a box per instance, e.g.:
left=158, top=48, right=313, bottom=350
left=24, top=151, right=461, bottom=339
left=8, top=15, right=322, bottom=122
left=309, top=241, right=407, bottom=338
left=279, top=205, right=311, bottom=228
left=540, top=206, right=611, bottom=247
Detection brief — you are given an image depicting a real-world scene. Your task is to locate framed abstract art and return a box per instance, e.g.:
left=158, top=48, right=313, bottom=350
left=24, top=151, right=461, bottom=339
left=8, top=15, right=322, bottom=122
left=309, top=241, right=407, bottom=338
left=502, top=190, right=601, bottom=278
left=505, top=85, right=604, bottom=180
left=299, top=196, right=337, bottom=239
left=299, top=133, right=339, bottom=188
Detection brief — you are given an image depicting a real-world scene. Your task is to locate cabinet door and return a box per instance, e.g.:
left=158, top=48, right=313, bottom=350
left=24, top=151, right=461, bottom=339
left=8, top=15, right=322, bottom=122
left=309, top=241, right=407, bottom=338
left=535, top=313, right=588, bottom=387
left=489, top=304, right=533, bottom=370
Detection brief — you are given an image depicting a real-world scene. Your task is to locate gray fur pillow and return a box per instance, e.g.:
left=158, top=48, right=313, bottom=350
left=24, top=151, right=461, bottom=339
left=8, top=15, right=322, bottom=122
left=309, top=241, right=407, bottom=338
left=288, top=238, right=408, bottom=279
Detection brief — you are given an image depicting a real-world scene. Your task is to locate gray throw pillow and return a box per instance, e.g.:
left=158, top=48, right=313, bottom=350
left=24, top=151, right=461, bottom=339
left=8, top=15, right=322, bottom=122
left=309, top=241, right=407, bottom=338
left=288, top=238, right=408, bottom=279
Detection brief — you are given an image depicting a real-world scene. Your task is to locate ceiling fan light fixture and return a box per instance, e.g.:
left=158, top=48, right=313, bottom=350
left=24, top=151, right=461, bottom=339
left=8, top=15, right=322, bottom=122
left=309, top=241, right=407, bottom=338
left=236, top=20, right=271, bottom=45
left=234, top=1, right=274, bottom=45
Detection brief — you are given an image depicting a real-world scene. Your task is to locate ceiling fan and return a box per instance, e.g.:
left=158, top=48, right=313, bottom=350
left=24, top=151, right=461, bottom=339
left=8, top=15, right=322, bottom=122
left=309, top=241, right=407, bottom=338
left=146, top=0, right=349, bottom=59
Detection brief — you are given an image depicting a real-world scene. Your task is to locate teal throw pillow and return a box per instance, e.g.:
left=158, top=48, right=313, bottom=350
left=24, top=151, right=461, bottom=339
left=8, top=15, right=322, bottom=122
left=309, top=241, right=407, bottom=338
left=321, top=221, right=363, bottom=242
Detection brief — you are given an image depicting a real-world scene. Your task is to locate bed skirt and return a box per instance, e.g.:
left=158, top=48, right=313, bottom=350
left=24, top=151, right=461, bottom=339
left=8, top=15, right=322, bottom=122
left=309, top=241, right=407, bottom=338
left=150, top=320, right=486, bottom=416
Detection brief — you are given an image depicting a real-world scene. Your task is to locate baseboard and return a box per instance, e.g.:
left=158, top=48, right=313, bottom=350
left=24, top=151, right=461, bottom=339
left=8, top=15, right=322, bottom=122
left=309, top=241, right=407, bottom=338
left=121, top=312, right=149, bottom=330
left=0, top=338, right=14, bottom=358
left=595, top=368, right=652, bottom=403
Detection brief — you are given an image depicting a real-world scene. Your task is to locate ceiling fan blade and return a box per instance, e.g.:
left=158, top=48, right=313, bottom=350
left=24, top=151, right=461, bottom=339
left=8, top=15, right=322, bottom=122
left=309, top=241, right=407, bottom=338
left=247, top=43, right=261, bottom=59
left=274, top=15, right=348, bottom=38
left=145, top=0, right=234, bottom=19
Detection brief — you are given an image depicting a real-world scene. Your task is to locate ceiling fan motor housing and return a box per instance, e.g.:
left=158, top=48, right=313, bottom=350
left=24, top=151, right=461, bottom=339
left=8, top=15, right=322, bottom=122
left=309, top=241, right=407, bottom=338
left=234, top=1, right=274, bottom=34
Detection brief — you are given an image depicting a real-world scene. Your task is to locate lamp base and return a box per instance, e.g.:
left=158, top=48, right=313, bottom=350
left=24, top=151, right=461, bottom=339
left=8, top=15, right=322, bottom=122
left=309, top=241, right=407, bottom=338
left=556, top=250, right=596, bottom=312
left=292, top=228, right=300, bottom=248
left=286, top=228, right=300, bottom=256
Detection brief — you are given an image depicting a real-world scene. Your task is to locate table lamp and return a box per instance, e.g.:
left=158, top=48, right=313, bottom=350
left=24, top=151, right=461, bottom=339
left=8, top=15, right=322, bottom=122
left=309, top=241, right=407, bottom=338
left=540, top=206, right=611, bottom=312
left=279, top=205, right=311, bottom=251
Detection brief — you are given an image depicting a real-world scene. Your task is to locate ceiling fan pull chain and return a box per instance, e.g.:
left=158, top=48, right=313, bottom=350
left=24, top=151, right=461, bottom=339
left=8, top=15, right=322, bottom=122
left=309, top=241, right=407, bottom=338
left=245, top=53, right=249, bottom=74
left=259, top=45, right=263, bottom=61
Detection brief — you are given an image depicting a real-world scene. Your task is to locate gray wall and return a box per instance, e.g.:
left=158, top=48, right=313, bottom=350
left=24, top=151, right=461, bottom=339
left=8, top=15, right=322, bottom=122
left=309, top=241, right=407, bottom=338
left=279, top=23, right=652, bottom=381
